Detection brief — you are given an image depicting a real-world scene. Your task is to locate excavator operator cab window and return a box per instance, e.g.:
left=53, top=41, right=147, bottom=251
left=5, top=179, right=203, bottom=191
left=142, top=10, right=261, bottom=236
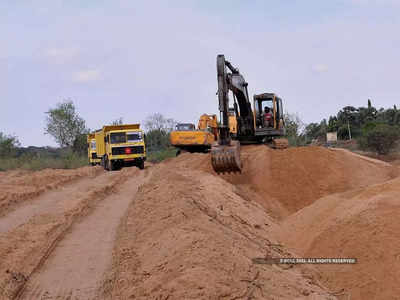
left=255, top=99, right=274, bottom=128
left=261, top=101, right=273, bottom=113
left=262, top=100, right=274, bottom=128
left=176, top=124, right=195, bottom=131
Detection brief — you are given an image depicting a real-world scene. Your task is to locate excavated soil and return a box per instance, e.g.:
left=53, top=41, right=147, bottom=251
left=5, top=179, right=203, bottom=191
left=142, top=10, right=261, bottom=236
left=172, top=146, right=397, bottom=218
left=0, top=146, right=399, bottom=299
left=269, top=176, right=400, bottom=300
left=102, top=163, right=335, bottom=299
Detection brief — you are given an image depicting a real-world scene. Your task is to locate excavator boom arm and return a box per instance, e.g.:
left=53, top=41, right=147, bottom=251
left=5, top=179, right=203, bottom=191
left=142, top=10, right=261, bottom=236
left=217, top=55, right=255, bottom=144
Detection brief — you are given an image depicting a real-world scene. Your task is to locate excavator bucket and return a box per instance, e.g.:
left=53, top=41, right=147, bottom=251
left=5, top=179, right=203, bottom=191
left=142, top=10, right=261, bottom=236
left=272, top=138, right=289, bottom=149
left=211, top=140, right=242, bottom=173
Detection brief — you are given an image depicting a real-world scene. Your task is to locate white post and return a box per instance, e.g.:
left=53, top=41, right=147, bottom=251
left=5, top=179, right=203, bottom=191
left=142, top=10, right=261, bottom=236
left=347, top=120, right=352, bottom=140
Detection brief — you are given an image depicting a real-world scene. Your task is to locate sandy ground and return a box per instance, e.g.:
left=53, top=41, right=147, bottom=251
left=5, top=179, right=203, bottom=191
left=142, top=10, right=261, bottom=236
left=20, top=167, right=151, bottom=299
left=0, top=166, right=103, bottom=217
left=0, top=166, right=149, bottom=299
left=269, top=176, right=400, bottom=299
left=0, top=146, right=399, bottom=299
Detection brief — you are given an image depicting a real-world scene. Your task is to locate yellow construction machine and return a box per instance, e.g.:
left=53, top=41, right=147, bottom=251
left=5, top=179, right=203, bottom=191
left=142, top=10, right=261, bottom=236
left=87, top=133, right=101, bottom=165
left=95, top=124, right=146, bottom=171
left=211, top=54, right=288, bottom=173
left=170, top=114, right=218, bottom=154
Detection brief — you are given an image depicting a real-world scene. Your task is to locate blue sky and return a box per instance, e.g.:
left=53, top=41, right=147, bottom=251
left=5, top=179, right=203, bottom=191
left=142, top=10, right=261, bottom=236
left=1, top=0, right=399, bottom=146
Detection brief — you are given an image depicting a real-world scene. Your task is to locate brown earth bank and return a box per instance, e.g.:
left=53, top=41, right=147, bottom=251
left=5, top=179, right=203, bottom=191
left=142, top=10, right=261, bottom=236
left=0, top=166, right=103, bottom=217
left=269, top=176, right=400, bottom=300
left=103, top=146, right=399, bottom=300
left=101, top=162, right=336, bottom=299
left=171, top=146, right=398, bottom=218
left=0, top=167, right=138, bottom=299
left=1, top=146, right=399, bottom=299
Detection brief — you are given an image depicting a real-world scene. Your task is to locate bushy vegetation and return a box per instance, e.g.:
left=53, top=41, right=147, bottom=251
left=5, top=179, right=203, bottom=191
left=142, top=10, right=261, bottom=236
left=45, top=100, right=89, bottom=147
left=147, top=147, right=177, bottom=163
left=358, top=123, right=400, bottom=154
left=284, top=113, right=306, bottom=146
left=0, top=132, right=20, bottom=157
left=0, top=100, right=89, bottom=171
left=0, top=148, right=88, bottom=171
left=287, top=100, right=400, bottom=154
left=144, top=113, right=177, bottom=161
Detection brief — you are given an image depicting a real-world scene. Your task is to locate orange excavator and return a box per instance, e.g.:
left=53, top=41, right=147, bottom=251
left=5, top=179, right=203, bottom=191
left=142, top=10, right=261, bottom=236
left=211, top=54, right=288, bottom=173
left=170, top=114, right=219, bottom=155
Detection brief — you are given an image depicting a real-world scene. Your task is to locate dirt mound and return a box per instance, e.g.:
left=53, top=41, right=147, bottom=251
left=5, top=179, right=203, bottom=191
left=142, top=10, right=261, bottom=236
left=271, top=177, right=400, bottom=299
left=0, top=167, right=135, bottom=299
left=0, top=166, right=102, bottom=216
left=173, top=146, right=396, bottom=218
left=104, top=163, right=336, bottom=299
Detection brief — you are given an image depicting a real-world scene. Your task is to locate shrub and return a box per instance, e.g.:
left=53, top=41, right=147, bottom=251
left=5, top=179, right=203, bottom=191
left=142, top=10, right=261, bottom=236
left=147, top=148, right=177, bottom=163
left=0, top=152, right=88, bottom=171
left=360, top=124, right=400, bottom=154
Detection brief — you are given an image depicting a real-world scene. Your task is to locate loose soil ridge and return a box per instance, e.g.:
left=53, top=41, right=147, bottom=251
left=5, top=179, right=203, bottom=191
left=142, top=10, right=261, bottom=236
left=1, top=146, right=398, bottom=299
left=102, top=163, right=336, bottom=299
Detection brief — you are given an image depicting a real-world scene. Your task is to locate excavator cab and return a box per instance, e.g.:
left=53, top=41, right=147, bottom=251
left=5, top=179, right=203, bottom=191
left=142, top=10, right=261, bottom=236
left=253, top=93, right=286, bottom=139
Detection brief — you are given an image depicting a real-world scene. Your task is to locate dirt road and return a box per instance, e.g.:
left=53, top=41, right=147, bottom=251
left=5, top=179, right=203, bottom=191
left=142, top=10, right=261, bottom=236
left=1, top=146, right=399, bottom=299
left=0, top=166, right=150, bottom=299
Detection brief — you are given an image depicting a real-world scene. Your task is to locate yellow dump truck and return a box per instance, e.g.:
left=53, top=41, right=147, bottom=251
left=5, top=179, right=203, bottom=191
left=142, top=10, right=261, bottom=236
left=95, top=124, right=146, bottom=171
left=170, top=114, right=218, bottom=154
left=87, top=133, right=101, bottom=165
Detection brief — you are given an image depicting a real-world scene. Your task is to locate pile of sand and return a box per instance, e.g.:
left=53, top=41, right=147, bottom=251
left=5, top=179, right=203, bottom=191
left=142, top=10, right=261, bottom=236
left=173, top=146, right=397, bottom=218
left=104, top=163, right=336, bottom=299
left=105, top=145, right=399, bottom=299
left=270, top=176, right=400, bottom=300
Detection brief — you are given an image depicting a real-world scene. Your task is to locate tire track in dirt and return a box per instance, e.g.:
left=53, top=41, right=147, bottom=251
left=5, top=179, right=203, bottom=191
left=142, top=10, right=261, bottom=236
left=0, top=167, right=103, bottom=217
left=0, top=170, right=109, bottom=234
left=19, top=167, right=151, bottom=300
left=0, top=167, right=143, bottom=299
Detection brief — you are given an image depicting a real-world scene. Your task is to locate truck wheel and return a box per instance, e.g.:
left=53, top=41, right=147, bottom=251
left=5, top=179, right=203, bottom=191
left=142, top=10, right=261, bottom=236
left=138, top=160, right=144, bottom=170
left=108, top=159, right=115, bottom=171
left=101, top=156, right=108, bottom=170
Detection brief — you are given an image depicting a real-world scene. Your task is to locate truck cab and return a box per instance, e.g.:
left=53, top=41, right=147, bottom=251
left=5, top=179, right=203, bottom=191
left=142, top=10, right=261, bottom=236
left=95, top=124, right=146, bottom=171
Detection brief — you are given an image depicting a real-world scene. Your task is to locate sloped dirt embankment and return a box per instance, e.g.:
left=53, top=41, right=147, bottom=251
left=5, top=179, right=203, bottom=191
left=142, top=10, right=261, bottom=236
left=104, top=146, right=399, bottom=300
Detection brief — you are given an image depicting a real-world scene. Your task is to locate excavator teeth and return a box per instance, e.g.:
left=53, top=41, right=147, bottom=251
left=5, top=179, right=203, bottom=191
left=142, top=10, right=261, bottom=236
left=272, top=138, right=289, bottom=149
left=211, top=140, right=242, bottom=173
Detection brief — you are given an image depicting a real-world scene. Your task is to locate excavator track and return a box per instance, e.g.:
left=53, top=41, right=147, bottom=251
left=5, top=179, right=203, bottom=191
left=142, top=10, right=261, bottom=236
left=272, top=138, right=289, bottom=149
left=211, top=140, right=241, bottom=173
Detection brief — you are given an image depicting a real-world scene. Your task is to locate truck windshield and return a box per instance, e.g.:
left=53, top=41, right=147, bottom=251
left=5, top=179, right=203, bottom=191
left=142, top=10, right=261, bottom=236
left=127, top=132, right=142, bottom=142
left=110, top=132, right=126, bottom=144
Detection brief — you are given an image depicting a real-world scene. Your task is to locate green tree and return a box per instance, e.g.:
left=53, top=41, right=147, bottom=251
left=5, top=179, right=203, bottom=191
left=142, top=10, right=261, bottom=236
left=144, top=113, right=176, bottom=152
left=327, top=116, right=338, bottom=132
left=0, top=132, right=20, bottom=157
left=44, top=100, right=87, bottom=147
left=144, top=113, right=176, bottom=132
left=284, top=113, right=305, bottom=146
left=111, top=117, right=123, bottom=125
left=72, top=133, right=88, bottom=155
left=361, top=123, right=400, bottom=154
